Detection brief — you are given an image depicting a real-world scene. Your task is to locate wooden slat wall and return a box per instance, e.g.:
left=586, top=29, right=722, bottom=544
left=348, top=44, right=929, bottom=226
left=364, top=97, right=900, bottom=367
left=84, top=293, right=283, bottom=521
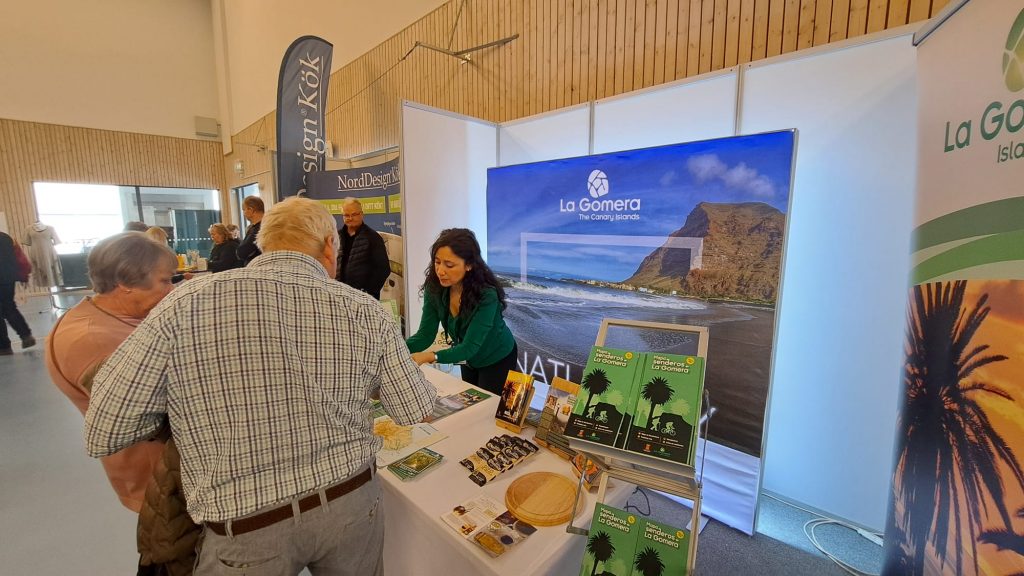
left=0, top=118, right=227, bottom=240
left=224, top=0, right=945, bottom=190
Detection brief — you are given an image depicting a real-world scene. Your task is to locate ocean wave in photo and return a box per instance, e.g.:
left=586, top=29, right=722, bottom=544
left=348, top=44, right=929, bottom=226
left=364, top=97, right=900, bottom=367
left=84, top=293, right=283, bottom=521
left=504, top=278, right=708, bottom=311
left=499, top=272, right=771, bottom=456
left=502, top=275, right=749, bottom=367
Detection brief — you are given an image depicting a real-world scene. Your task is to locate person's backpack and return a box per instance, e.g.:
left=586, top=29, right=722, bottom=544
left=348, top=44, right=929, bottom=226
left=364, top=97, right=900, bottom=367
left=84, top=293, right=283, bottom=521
left=12, top=243, right=31, bottom=282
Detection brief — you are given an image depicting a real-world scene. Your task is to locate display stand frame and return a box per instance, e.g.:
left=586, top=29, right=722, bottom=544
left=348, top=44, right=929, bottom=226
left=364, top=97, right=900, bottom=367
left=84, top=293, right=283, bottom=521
left=565, top=318, right=710, bottom=572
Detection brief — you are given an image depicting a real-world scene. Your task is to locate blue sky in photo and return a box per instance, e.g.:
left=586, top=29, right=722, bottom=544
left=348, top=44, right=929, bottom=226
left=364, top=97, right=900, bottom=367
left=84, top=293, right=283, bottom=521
left=486, top=131, right=796, bottom=280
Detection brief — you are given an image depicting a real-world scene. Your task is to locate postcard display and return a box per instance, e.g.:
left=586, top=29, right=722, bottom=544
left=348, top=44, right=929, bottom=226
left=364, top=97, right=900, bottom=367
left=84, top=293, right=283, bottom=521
left=486, top=131, right=796, bottom=535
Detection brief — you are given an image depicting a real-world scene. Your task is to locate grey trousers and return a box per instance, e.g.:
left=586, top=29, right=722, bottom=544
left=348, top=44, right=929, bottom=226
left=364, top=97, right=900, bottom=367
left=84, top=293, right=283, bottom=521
left=195, top=474, right=384, bottom=576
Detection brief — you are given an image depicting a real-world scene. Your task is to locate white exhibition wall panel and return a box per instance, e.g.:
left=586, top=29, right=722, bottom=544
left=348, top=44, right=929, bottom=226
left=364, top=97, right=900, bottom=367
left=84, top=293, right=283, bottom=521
left=400, top=102, right=497, bottom=333
left=740, top=34, right=918, bottom=531
left=498, top=105, right=591, bottom=166
left=592, top=72, right=738, bottom=154
left=588, top=68, right=755, bottom=534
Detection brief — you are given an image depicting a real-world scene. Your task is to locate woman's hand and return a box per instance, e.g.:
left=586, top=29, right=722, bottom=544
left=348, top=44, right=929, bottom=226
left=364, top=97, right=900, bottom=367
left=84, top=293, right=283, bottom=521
left=411, top=351, right=435, bottom=365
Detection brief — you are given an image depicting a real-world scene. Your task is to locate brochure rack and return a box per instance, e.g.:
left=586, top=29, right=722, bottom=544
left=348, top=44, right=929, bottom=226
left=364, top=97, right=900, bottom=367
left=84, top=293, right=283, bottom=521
left=565, top=318, right=710, bottom=572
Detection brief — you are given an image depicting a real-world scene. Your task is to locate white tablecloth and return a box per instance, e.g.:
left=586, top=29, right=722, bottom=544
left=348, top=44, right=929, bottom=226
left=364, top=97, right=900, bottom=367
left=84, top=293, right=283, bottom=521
left=381, top=366, right=632, bottom=576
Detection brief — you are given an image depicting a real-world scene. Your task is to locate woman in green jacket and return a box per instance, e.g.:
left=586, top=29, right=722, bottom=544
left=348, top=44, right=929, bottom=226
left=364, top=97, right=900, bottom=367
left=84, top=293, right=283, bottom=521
left=407, top=228, right=517, bottom=395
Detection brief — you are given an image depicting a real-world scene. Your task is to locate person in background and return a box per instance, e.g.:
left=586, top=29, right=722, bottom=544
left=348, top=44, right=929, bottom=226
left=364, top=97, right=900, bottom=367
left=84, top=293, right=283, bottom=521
left=225, top=223, right=240, bottom=240
left=45, top=232, right=199, bottom=573
left=145, top=227, right=192, bottom=284
left=237, top=196, right=264, bottom=265
left=406, top=228, right=518, bottom=396
left=85, top=197, right=436, bottom=575
left=124, top=221, right=149, bottom=233
left=0, top=232, right=34, bottom=355
left=144, top=226, right=168, bottom=246
left=335, top=198, right=391, bottom=300
left=207, top=223, right=241, bottom=272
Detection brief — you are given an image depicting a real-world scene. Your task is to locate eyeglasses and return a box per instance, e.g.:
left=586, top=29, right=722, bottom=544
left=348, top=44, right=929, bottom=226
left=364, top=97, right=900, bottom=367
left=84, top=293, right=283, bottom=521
left=342, top=212, right=362, bottom=219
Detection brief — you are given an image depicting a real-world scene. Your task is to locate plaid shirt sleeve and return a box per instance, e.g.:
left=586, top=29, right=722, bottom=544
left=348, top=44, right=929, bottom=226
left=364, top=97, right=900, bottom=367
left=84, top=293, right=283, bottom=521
left=84, top=306, right=174, bottom=457
left=374, top=306, right=437, bottom=425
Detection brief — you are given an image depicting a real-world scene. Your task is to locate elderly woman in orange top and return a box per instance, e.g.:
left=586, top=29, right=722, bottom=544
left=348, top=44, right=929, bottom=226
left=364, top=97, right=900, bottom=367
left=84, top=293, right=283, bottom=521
left=45, top=232, right=177, bottom=511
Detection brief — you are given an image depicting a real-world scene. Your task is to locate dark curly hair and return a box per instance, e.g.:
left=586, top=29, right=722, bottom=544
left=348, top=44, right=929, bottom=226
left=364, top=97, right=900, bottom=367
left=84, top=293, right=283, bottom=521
left=421, top=228, right=506, bottom=315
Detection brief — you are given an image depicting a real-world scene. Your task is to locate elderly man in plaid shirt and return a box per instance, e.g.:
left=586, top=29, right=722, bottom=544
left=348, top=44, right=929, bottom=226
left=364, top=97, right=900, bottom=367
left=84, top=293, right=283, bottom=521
left=85, top=197, right=436, bottom=575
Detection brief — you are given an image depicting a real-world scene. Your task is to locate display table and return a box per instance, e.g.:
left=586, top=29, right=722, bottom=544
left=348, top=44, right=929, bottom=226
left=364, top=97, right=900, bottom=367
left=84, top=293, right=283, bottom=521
left=381, top=366, right=633, bottom=576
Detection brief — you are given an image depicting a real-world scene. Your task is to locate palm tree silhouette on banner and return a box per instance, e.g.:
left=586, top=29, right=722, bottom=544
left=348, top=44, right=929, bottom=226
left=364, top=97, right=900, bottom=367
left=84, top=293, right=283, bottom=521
left=586, top=531, right=615, bottom=576
left=640, top=377, right=674, bottom=431
left=892, top=281, right=1024, bottom=575
left=581, top=369, right=611, bottom=417
left=633, top=546, right=666, bottom=576
left=979, top=505, right=1024, bottom=570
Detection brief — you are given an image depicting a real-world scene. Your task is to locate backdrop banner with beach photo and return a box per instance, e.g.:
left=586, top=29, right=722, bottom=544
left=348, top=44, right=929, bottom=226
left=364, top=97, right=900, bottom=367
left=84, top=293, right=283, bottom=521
left=884, top=2, right=1024, bottom=574
left=486, top=131, right=796, bottom=534
left=308, top=157, right=405, bottom=325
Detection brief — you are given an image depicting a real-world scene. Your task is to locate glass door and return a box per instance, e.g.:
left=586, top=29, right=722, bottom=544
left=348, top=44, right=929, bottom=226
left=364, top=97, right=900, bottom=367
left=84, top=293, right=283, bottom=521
left=234, top=183, right=261, bottom=236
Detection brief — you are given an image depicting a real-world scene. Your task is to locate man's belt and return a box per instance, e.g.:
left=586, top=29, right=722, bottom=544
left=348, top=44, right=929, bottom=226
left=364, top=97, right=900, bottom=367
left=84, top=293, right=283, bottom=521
left=205, top=468, right=373, bottom=536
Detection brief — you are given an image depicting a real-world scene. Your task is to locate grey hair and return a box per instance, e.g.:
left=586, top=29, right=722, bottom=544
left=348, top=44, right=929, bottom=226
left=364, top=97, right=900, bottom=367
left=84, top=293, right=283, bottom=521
left=257, top=197, right=339, bottom=258
left=88, top=232, right=177, bottom=294
left=342, top=197, right=362, bottom=211
left=209, top=223, right=229, bottom=240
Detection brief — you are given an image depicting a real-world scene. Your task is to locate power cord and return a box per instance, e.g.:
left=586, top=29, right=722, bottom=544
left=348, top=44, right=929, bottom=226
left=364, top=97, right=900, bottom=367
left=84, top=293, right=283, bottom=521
left=624, top=486, right=652, bottom=517
left=764, top=493, right=882, bottom=576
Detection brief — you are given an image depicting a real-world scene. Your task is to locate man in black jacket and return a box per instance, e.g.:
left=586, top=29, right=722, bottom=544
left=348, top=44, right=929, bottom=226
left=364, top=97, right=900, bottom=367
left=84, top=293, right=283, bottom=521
left=237, top=196, right=264, bottom=265
left=336, top=198, right=390, bottom=299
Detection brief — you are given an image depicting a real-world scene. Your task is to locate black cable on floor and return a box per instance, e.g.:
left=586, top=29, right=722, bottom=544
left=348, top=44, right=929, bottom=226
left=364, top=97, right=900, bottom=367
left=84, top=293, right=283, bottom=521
left=624, top=486, right=651, bottom=516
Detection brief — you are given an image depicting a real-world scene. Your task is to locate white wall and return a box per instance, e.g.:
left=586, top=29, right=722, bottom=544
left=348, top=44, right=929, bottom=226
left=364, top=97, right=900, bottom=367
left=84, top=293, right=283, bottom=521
left=593, top=71, right=738, bottom=153
left=401, top=102, right=496, bottom=334
left=498, top=105, right=591, bottom=166
left=741, top=33, right=918, bottom=531
left=219, top=0, right=448, bottom=134
left=0, top=0, right=219, bottom=139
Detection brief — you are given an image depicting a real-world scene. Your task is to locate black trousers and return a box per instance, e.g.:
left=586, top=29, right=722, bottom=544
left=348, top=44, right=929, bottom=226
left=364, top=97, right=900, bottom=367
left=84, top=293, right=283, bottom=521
left=460, top=343, right=519, bottom=396
left=0, top=282, right=30, bottom=350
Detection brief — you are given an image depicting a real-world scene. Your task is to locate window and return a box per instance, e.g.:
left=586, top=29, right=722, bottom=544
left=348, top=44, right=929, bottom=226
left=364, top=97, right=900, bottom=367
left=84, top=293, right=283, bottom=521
left=137, top=186, right=220, bottom=254
left=234, top=183, right=260, bottom=236
left=33, top=182, right=126, bottom=254
left=32, top=182, right=221, bottom=255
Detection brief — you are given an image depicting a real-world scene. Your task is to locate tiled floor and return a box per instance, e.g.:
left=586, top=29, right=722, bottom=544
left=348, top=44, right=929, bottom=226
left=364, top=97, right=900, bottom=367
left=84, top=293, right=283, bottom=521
left=1, top=295, right=138, bottom=574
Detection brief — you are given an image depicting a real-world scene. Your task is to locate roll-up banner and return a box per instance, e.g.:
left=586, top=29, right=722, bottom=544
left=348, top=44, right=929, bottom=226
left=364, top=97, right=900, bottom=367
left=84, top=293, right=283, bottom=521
left=309, top=158, right=404, bottom=325
left=276, top=36, right=333, bottom=200
left=884, top=3, right=1024, bottom=575
left=486, top=131, right=797, bottom=535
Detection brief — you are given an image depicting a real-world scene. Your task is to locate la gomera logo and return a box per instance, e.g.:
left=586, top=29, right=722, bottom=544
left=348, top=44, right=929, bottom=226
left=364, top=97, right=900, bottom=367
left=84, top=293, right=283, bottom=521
left=943, top=7, right=1024, bottom=163
left=1004, top=8, right=1024, bottom=92
left=587, top=169, right=609, bottom=198
left=559, top=168, right=642, bottom=221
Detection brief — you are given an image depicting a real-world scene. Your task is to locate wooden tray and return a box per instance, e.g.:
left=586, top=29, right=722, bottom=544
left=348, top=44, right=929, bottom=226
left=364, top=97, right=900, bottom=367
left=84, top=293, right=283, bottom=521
left=504, top=472, right=578, bottom=527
